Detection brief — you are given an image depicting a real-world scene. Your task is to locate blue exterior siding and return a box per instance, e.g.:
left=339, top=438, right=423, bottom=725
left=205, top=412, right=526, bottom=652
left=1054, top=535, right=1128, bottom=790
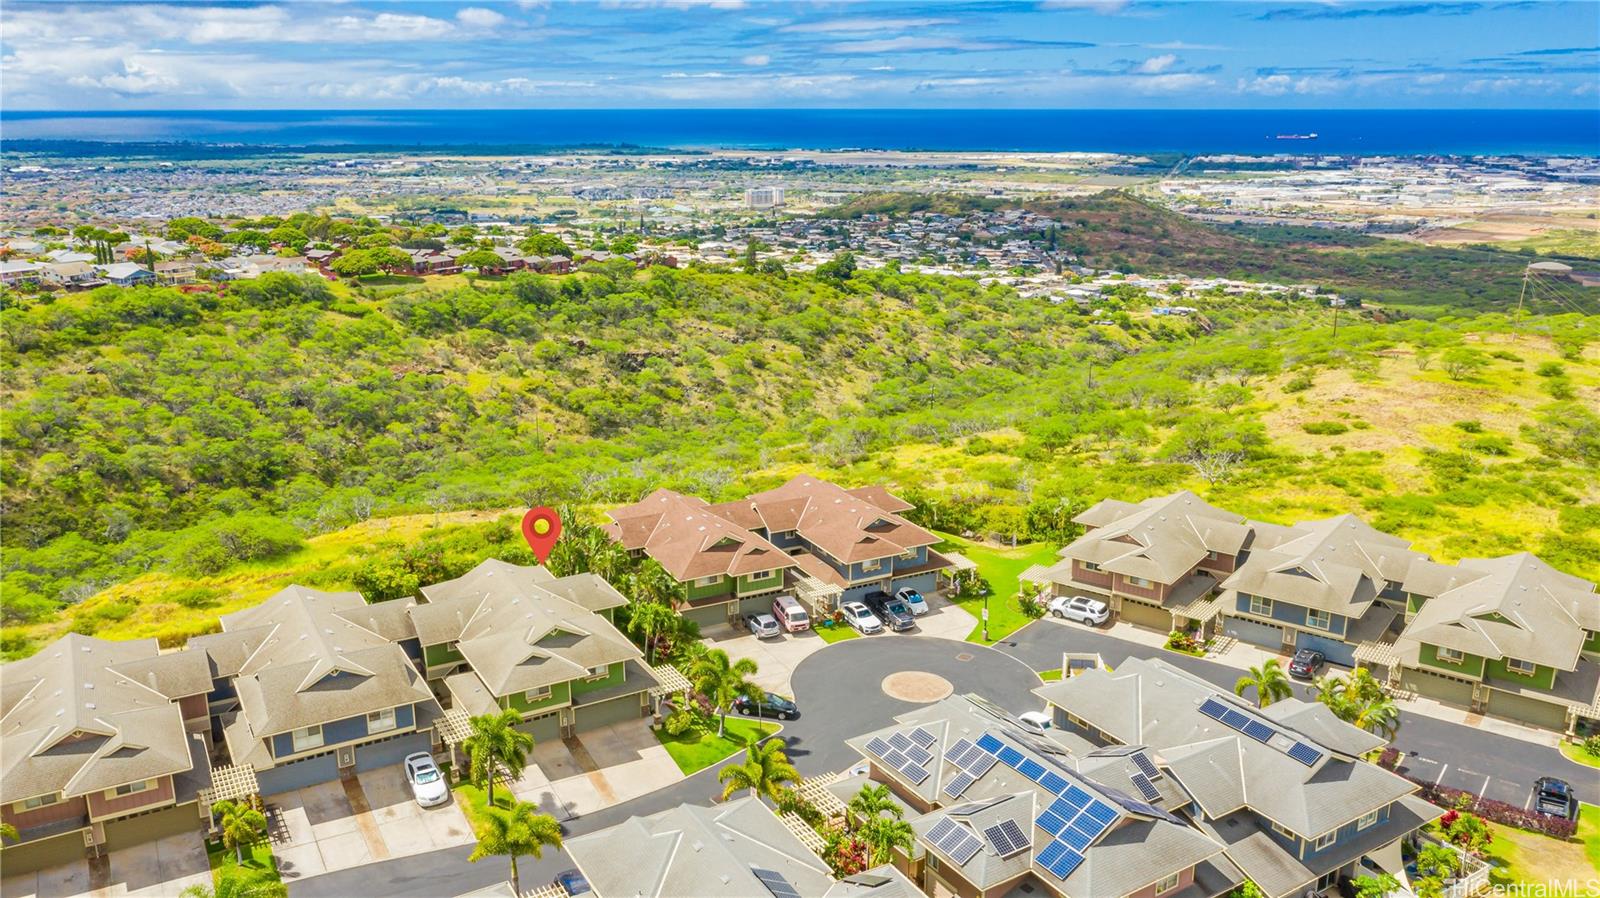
left=891, top=546, right=928, bottom=572
left=269, top=703, right=415, bottom=759
left=1299, top=803, right=1392, bottom=862
left=1234, top=593, right=1348, bottom=638
left=1297, top=631, right=1358, bottom=666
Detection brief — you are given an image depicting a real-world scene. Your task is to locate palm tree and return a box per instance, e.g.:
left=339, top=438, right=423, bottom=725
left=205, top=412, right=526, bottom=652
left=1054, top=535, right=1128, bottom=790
left=180, top=874, right=287, bottom=898
left=464, top=710, right=536, bottom=807
left=1234, top=659, right=1293, bottom=708
left=847, top=783, right=901, bottom=831
left=628, top=599, right=680, bottom=665
left=212, top=799, right=268, bottom=865
left=467, top=800, right=562, bottom=895
left=1315, top=667, right=1402, bottom=739
left=718, top=738, right=801, bottom=801
left=859, top=814, right=915, bottom=866
left=689, top=647, right=761, bottom=737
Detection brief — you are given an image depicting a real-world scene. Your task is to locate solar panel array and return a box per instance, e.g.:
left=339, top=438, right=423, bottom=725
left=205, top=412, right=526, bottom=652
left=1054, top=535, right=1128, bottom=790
left=982, top=820, right=1029, bottom=857
left=941, top=738, right=998, bottom=799
left=867, top=734, right=932, bottom=784
left=926, top=818, right=983, bottom=864
left=752, top=869, right=802, bottom=898
left=1129, top=750, right=1161, bottom=781
left=1129, top=772, right=1160, bottom=801
left=972, top=732, right=1121, bottom=882
left=1198, top=696, right=1325, bottom=766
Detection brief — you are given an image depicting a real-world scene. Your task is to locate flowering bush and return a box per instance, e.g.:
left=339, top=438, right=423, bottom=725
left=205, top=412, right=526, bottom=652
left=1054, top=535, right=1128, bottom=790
left=1410, top=781, right=1576, bottom=840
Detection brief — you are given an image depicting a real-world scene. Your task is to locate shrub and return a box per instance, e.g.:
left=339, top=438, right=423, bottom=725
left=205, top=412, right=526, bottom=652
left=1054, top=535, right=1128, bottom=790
left=1165, top=630, right=1204, bottom=654
left=1406, top=778, right=1577, bottom=839
left=1581, top=734, right=1600, bottom=757
left=169, top=514, right=305, bottom=576
left=664, top=710, right=695, bottom=737
left=1016, top=593, right=1046, bottom=620
left=1284, top=372, right=1315, bottom=393
left=1376, top=747, right=1400, bottom=770
left=1453, top=420, right=1483, bottom=433
left=1535, top=361, right=1565, bottom=378
left=1302, top=421, right=1350, bottom=436
left=1466, top=435, right=1512, bottom=456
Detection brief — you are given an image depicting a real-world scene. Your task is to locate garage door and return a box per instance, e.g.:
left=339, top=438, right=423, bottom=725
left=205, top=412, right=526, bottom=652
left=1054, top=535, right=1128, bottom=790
left=517, top=711, right=563, bottom=743
left=1296, top=632, right=1357, bottom=667
left=682, top=603, right=729, bottom=632
left=574, top=694, right=644, bottom=731
left=1485, top=689, right=1569, bottom=731
left=102, top=803, right=204, bottom=848
left=257, top=753, right=339, bottom=795
left=1223, top=616, right=1283, bottom=649
left=1399, top=667, right=1476, bottom=708
left=1116, top=598, right=1173, bottom=632
left=354, top=732, right=433, bottom=773
left=1, top=830, right=86, bottom=876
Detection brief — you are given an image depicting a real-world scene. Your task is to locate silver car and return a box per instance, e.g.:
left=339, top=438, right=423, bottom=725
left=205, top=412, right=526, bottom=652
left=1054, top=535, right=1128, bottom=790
left=841, top=600, right=883, bottom=634
left=745, top=612, right=781, bottom=638
left=404, top=752, right=449, bottom=807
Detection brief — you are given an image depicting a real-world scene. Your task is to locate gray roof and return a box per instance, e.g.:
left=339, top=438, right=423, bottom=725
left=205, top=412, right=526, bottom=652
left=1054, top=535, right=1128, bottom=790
left=1047, top=491, right=1251, bottom=585
left=822, top=865, right=922, bottom=898
left=409, top=560, right=646, bottom=698
left=216, top=586, right=435, bottom=741
left=565, top=797, right=834, bottom=898
left=1, top=634, right=196, bottom=801
left=1398, top=553, right=1599, bottom=670
left=1220, top=514, right=1422, bottom=618
left=1035, top=658, right=1423, bottom=839
left=845, top=694, right=1226, bottom=897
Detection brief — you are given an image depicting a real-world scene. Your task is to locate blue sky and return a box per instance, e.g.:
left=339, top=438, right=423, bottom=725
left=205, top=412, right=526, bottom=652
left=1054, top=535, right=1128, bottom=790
left=2, top=1, right=1597, bottom=109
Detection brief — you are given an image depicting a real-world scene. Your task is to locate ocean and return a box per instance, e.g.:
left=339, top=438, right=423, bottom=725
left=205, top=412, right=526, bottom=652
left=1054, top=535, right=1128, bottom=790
left=3, top=108, right=1597, bottom=156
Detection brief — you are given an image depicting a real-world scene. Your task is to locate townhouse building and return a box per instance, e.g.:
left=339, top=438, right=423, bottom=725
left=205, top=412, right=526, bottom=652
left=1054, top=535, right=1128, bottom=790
left=1, top=634, right=213, bottom=875
left=1036, top=658, right=1445, bottom=898
left=190, top=586, right=439, bottom=795
left=410, top=559, right=655, bottom=742
left=842, top=693, right=1241, bottom=898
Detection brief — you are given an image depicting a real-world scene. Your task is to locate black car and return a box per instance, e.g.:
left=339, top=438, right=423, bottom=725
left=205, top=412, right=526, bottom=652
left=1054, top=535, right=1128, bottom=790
left=1287, top=648, right=1325, bottom=679
left=733, top=693, right=799, bottom=720
left=864, top=591, right=915, bottom=632
left=1533, top=776, right=1576, bottom=819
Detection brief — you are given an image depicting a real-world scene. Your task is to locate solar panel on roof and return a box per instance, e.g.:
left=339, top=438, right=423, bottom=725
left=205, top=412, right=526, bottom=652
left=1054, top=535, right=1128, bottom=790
left=1198, top=698, right=1229, bottom=720
left=902, top=763, right=930, bottom=784
left=947, top=796, right=1010, bottom=816
left=910, top=727, right=937, bottom=748
left=943, top=771, right=976, bottom=799
left=1058, top=824, right=1092, bottom=851
left=965, top=751, right=998, bottom=777
left=1050, top=795, right=1083, bottom=820
left=1220, top=708, right=1251, bottom=730
left=1035, top=809, right=1068, bottom=837
left=1083, top=801, right=1119, bottom=826
left=976, top=733, right=1004, bottom=753
left=1129, top=772, right=1161, bottom=801
left=1129, top=751, right=1160, bottom=781
left=1063, top=785, right=1091, bottom=807
left=907, top=745, right=934, bottom=766
left=1287, top=742, right=1323, bottom=766
left=866, top=737, right=891, bottom=756
left=1017, top=758, right=1046, bottom=781
left=1242, top=720, right=1276, bottom=743
left=943, top=827, right=983, bottom=864
left=945, top=738, right=975, bottom=763
left=753, top=868, right=803, bottom=898
left=927, top=818, right=958, bottom=846
left=1040, top=771, right=1069, bottom=794
left=983, top=820, right=1028, bottom=857
left=889, top=731, right=914, bottom=752
left=1046, top=846, right=1084, bottom=880
left=883, top=749, right=908, bottom=769
left=1068, top=814, right=1107, bottom=844
left=996, top=745, right=1025, bottom=767
left=1036, top=839, right=1068, bottom=871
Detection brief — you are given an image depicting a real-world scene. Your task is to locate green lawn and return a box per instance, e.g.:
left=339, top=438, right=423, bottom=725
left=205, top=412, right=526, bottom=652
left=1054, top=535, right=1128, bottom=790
left=1479, top=803, right=1600, bottom=886
left=206, top=838, right=280, bottom=890
left=452, top=779, right=515, bottom=837
left=1558, top=740, right=1600, bottom=769
left=934, top=531, right=1060, bottom=643
left=1581, top=804, right=1600, bottom=874
left=656, top=715, right=779, bottom=775
left=1037, top=668, right=1063, bottom=682
left=814, top=622, right=861, bottom=643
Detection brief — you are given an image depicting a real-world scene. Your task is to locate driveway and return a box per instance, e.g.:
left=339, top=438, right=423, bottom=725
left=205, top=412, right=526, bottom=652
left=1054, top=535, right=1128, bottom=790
left=505, top=719, right=680, bottom=820
left=0, top=832, right=208, bottom=898
left=269, top=773, right=475, bottom=884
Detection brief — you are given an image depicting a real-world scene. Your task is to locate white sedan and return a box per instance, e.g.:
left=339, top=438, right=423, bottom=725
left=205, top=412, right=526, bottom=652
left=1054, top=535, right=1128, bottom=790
left=894, top=588, right=930, bottom=616
left=404, top=752, right=449, bottom=807
left=1047, top=595, right=1110, bottom=626
left=840, top=600, right=884, bottom=634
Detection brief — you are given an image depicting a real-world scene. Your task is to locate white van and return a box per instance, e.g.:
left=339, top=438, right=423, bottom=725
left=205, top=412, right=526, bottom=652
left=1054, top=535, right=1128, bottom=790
left=771, top=594, right=811, bottom=632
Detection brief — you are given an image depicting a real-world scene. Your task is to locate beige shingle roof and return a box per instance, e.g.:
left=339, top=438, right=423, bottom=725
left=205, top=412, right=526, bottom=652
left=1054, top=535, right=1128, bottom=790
left=1221, top=514, right=1422, bottom=618
left=1399, top=552, right=1598, bottom=670
left=1051, top=491, right=1251, bottom=585
left=1, top=634, right=195, bottom=802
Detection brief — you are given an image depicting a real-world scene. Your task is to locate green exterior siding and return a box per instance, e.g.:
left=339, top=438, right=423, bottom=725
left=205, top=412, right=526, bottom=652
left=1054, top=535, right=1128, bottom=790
left=1584, top=630, right=1600, bottom=654
left=424, top=643, right=463, bottom=668
left=1485, top=658, right=1556, bottom=689
left=572, top=662, right=624, bottom=695
left=1416, top=644, right=1486, bottom=679
left=686, top=576, right=731, bottom=601
left=504, top=682, right=571, bottom=714
left=736, top=569, right=783, bottom=595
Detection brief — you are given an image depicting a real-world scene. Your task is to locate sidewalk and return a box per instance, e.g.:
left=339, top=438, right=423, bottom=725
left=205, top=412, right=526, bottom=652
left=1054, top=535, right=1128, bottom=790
left=1099, top=620, right=1566, bottom=749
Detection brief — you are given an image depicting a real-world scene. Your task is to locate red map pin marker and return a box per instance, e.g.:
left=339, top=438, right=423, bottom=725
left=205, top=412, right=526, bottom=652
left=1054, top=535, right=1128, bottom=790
left=521, top=506, right=562, bottom=564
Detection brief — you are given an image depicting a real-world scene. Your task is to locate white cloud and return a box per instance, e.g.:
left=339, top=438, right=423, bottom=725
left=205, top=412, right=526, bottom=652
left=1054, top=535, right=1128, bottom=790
left=1136, top=53, right=1177, bottom=73
left=826, top=36, right=995, bottom=54
left=1237, top=74, right=1292, bottom=95
left=780, top=17, right=958, bottom=33
left=456, top=8, right=509, bottom=29
left=1039, top=0, right=1131, bottom=13
left=741, top=54, right=770, bottom=66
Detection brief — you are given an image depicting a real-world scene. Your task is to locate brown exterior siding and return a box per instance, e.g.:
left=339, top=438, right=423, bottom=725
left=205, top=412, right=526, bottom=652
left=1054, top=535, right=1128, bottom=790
left=1198, top=553, right=1237, bottom=576
left=86, top=776, right=176, bottom=821
left=1114, top=574, right=1170, bottom=602
left=1073, top=562, right=1113, bottom=589
left=178, top=693, right=209, bottom=722
left=3, top=795, right=88, bottom=833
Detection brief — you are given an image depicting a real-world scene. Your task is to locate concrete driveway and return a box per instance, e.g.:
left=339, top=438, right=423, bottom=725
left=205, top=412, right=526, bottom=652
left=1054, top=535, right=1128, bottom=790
left=269, top=772, right=474, bottom=884
left=0, top=832, right=208, bottom=898
left=506, top=720, right=679, bottom=821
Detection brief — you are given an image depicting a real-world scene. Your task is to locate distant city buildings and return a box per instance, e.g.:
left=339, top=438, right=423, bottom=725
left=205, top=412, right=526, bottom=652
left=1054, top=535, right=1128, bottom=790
left=746, top=185, right=786, bottom=208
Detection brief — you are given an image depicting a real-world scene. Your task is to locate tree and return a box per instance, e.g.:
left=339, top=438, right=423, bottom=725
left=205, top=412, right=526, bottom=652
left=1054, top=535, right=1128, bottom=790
left=860, top=814, right=915, bottom=866
left=464, top=710, right=536, bottom=806
left=212, top=799, right=268, bottom=865
left=370, top=246, right=413, bottom=273
left=329, top=249, right=379, bottom=279
left=518, top=233, right=573, bottom=257
left=815, top=252, right=857, bottom=284
left=847, top=783, right=901, bottom=831
left=458, top=249, right=506, bottom=272
left=267, top=226, right=309, bottom=252
left=1351, top=873, right=1399, bottom=898
left=717, top=737, right=800, bottom=801
left=180, top=874, right=287, bottom=898
left=467, top=800, right=562, bottom=895
left=690, top=647, right=761, bottom=737
left=1315, top=667, right=1400, bottom=739
left=1234, top=659, right=1292, bottom=708
left=626, top=599, right=679, bottom=665
left=1, top=821, right=17, bottom=842
left=1440, top=346, right=1488, bottom=381
left=1411, top=842, right=1462, bottom=898
left=1440, top=809, right=1492, bottom=857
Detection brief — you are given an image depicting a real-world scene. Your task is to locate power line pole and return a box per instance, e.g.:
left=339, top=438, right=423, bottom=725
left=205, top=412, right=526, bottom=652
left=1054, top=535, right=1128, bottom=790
left=1512, top=264, right=1530, bottom=342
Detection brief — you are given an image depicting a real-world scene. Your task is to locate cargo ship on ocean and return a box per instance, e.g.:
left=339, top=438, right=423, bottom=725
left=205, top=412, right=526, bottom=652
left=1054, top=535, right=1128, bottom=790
left=1274, top=132, right=1319, bottom=140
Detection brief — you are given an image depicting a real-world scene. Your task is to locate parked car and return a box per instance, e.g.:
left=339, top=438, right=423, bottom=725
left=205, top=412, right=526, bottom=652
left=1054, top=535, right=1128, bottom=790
left=733, top=693, right=799, bottom=720
left=1533, top=776, right=1576, bottom=819
left=840, top=600, right=883, bottom=634
left=865, top=591, right=915, bottom=632
left=403, top=752, right=449, bottom=808
left=772, top=594, right=811, bottom=632
left=1047, top=595, right=1110, bottom=626
left=1288, top=648, right=1326, bottom=679
left=1018, top=711, right=1053, bottom=733
left=745, top=612, right=781, bottom=639
left=555, top=869, right=592, bottom=896
left=895, top=587, right=930, bottom=616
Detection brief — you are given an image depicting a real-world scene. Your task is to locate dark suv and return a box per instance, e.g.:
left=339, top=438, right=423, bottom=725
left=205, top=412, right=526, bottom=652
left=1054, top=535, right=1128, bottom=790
left=864, top=591, right=915, bottom=632
left=1287, top=648, right=1325, bottom=679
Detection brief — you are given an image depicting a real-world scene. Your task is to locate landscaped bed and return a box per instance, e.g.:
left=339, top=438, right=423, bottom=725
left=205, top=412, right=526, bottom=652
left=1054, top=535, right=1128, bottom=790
left=813, top=621, right=861, bottom=643
left=1557, top=739, right=1600, bottom=769
left=452, top=780, right=513, bottom=836
left=655, top=715, right=780, bottom=775
left=206, top=838, right=281, bottom=890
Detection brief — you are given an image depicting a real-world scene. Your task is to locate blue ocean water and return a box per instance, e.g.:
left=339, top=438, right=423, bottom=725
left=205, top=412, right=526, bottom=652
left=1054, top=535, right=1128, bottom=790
left=3, top=108, right=1597, bottom=156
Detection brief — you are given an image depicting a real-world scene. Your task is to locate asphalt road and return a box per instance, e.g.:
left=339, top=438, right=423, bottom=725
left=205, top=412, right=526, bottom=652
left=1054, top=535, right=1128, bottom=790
left=289, top=636, right=1041, bottom=898
left=995, top=616, right=1600, bottom=809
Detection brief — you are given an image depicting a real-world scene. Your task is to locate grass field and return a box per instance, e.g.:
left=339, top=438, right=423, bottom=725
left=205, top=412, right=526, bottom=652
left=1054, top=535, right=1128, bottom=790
left=934, top=531, right=1060, bottom=643
left=814, top=623, right=862, bottom=644
left=1481, top=803, right=1600, bottom=887
left=655, top=716, right=779, bottom=775
left=206, top=838, right=281, bottom=890
left=1557, top=741, right=1600, bottom=769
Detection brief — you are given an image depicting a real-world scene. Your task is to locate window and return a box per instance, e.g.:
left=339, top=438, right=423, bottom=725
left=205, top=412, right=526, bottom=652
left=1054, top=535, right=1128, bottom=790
left=1357, top=810, right=1379, bottom=830
left=1125, top=576, right=1153, bottom=588
left=1249, top=595, right=1273, bottom=616
left=899, top=550, right=915, bottom=560
left=1436, top=646, right=1464, bottom=663
left=1082, top=561, right=1101, bottom=572
left=1505, top=657, right=1536, bottom=675
left=524, top=686, right=552, bottom=703
left=1154, top=872, right=1181, bottom=895
left=1270, top=821, right=1295, bottom=839
left=367, top=708, right=396, bottom=733
left=1306, top=609, right=1333, bottom=631
left=1312, top=831, right=1337, bottom=851
left=748, top=570, right=771, bottom=581
left=291, top=725, right=324, bottom=753
left=693, top=575, right=722, bottom=587
left=861, top=558, right=882, bottom=572
left=585, top=664, right=610, bottom=681
left=21, top=792, right=61, bottom=810
left=113, top=780, right=150, bottom=797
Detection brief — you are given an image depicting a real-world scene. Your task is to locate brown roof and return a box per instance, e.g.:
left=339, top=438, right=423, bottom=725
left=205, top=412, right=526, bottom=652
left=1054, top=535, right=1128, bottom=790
left=604, top=488, right=795, bottom=581
left=1221, top=514, right=1422, bottom=618
left=714, top=476, right=939, bottom=564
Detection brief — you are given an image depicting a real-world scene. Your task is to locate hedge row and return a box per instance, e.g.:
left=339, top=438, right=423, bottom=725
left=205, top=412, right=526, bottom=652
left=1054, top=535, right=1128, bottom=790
left=1377, top=748, right=1577, bottom=839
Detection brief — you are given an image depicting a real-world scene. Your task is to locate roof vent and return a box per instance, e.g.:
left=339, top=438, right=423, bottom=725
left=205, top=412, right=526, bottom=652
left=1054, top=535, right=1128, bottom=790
left=85, top=703, right=95, bottom=710
left=692, top=840, right=704, bottom=852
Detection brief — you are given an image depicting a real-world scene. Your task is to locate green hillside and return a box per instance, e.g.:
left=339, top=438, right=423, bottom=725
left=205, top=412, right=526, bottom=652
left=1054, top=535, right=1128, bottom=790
left=3, top=262, right=1598, bottom=657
